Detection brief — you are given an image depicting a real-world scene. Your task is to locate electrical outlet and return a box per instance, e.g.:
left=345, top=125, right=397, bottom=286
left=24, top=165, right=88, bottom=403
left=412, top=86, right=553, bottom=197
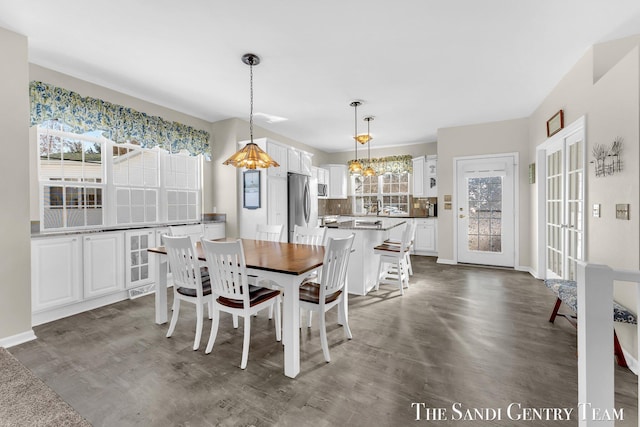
left=592, top=204, right=600, bottom=218
left=616, top=204, right=630, bottom=220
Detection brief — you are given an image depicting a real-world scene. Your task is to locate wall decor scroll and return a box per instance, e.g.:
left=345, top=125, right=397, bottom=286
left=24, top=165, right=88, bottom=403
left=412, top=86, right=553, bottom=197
left=591, top=137, right=623, bottom=177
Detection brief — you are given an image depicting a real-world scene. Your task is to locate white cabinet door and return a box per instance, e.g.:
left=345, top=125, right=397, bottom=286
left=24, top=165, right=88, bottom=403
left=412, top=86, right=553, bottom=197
left=300, top=152, right=313, bottom=176
left=412, top=157, right=425, bottom=197
left=31, top=236, right=82, bottom=312
left=267, top=177, right=288, bottom=242
left=414, top=218, right=437, bottom=254
left=267, top=141, right=288, bottom=177
left=324, top=164, right=348, bottom=199
left=125, top=229, right=156, bottom=288
left=204, top=222, right=226, bottom=240
left=83, top=232, right=125, bottom=299
left=318, top=168, right=328, bottom=185
left=288, top=149, right=301, bottom=174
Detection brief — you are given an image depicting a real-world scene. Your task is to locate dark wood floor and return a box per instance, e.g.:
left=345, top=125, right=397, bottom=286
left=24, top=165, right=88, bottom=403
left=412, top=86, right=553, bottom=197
left=10, top=257, right=638, bottom=426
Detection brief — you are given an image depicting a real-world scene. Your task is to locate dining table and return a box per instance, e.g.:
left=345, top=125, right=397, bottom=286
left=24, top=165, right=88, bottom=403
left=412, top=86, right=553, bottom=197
left=148, top=237, right=334, bottom=379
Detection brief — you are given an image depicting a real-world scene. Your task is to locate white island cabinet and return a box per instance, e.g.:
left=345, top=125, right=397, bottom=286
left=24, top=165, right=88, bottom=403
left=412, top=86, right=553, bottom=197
left=324, top=218, right=406, bottom=295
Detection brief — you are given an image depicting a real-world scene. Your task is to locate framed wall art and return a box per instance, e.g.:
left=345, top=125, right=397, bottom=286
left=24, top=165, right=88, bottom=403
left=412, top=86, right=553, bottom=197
left=243, top=170, right=261, bottom=209
left=546, top=110, right=564, bottom=137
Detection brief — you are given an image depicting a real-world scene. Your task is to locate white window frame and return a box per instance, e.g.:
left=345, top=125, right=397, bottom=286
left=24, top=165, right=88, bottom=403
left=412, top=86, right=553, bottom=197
left=351, top=172, right=411, bottom=216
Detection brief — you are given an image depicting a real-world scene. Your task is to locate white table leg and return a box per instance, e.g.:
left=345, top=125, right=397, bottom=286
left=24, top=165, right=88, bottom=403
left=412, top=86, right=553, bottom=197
left=281, top=275, right=301, bottom=378
left=154, top=256, right=168, bottom=324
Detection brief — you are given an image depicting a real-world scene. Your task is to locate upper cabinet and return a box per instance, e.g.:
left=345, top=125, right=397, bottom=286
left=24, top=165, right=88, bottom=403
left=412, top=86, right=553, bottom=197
left=412, top=155, right=437, bottom=198
left=266, top=140, right=288, bottom=178
left=323, top=164, right=348, bottom=199
left=412, top=157, right=425, bottom=197
left=288, top=148, right=313, bottom=176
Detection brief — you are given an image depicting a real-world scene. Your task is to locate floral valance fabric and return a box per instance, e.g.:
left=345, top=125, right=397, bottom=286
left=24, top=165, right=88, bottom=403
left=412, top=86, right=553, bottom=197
left=348, top=155, right=413, bottom=174
left=30, top=81, right=210, bottom=155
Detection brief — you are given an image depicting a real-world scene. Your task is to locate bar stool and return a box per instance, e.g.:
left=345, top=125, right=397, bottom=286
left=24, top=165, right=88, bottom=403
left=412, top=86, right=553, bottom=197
left=384, top=221, right=416, bottom=275
left=374, top=222, right=413, bottom=295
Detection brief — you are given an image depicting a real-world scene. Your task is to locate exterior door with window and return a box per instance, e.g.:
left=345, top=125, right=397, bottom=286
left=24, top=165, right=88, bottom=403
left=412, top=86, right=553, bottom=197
left=456, top=155, right=516, bottom=267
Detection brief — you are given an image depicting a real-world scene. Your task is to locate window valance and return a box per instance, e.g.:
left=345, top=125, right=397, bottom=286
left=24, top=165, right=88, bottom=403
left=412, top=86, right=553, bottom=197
left=348, top=155, right=413, bottom=175
left=30, top=81, right=210, bottom=155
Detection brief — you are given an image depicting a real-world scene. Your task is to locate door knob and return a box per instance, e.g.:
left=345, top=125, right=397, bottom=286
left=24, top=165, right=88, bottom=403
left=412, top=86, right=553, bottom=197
left=459, top=214, right=465, bottom=218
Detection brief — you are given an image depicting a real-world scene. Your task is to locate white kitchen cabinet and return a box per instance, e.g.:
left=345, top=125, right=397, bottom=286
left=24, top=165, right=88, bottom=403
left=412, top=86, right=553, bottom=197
left=317, top=167, right=328, bottom=185
left=267, top=177, right=288, bottom=242
left=83, top=232, right=125, bottom=299
left=125, top=229, right=156, bottom=289
left=31, top=236, right=82, bottom=312
left=412, top=157, right=425, bottom=197
left=425, top=155, right=437, bottom=198
left=323, top=164, right=348, bottom=199
left=204, top=222, right=226, bottom=240
left=266, top=141, right=288, bottom=178
left=288, top=148, right=313, bottom=176
left=288, top=148, right=301, bottom=174
left=300, top=152, right=313, bottom=176
left=414, top=218, right=437, bottom=255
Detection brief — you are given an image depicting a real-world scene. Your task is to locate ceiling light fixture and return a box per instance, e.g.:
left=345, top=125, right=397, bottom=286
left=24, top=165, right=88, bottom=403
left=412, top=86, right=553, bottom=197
left=348, top=101, right=363, bottom=175
left=362, top=116, right=376, bottom=177
left=223, top=53, right=279, bottom=169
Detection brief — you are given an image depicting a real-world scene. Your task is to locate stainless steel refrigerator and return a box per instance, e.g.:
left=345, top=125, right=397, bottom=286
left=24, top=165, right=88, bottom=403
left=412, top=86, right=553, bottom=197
left=288, top=173, right=318, bottom=242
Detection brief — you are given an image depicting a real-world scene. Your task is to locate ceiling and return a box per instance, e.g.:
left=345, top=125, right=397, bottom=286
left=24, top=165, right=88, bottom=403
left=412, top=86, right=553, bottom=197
left=2, top=1, right=640, bottom=153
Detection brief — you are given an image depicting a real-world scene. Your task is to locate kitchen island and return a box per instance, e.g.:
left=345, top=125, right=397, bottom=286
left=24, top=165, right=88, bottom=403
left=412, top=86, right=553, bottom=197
left=324, top=217, right=406, bottom=295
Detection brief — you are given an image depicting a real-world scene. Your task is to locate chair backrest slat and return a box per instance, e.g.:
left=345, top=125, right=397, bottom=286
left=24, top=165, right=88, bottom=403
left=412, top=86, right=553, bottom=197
left=164, top=235, right=202, bottom=294
left=256, top=224, right=283, bottom=242
left=320, top=234, right=355, bottom=300
left=293, top=225, right=326, bottom=245
left=201, top=239, right=250, bottom=304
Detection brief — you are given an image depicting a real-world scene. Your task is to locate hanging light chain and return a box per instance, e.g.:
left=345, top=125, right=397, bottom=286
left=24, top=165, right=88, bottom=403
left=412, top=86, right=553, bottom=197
left=249, top=58, right=254, bottom=142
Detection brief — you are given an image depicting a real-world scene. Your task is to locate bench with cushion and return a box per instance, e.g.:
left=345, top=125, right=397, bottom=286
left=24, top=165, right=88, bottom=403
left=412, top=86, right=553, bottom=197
left=544, top=278, right=636, bottom=368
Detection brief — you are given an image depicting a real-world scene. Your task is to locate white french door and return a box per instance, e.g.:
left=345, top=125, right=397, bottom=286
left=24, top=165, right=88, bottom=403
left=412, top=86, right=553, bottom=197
left=543, top=126, right=585, bottom=280
left=455, top=154, right=516, bottom=267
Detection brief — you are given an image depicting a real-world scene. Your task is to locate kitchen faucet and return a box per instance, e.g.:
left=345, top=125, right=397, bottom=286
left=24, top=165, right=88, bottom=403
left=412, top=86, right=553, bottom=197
left=376, top=199, right=382, bottom=216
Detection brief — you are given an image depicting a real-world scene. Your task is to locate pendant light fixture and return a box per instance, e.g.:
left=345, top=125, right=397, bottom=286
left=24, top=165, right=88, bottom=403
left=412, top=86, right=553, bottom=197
left=348, top=101, right=363, bottom=174
left=362, top=116, right=376, bottom=177
left=223, top=53, right=279, bottom=169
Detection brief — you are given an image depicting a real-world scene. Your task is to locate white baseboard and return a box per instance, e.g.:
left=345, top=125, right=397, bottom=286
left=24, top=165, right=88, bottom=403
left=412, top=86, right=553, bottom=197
left=621, top=347, right=639, bottom=376
left=0, top=330, right=37, bottom=348
left=437, top=258, right=456, bottom=265
left=515, top=265, right=540, bottom=278
left=32, top=291, right=130, bottom=326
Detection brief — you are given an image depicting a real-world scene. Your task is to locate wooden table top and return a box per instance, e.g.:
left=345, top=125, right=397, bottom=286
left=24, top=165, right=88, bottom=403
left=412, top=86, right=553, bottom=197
left=148, top=238, right=325, bottom=276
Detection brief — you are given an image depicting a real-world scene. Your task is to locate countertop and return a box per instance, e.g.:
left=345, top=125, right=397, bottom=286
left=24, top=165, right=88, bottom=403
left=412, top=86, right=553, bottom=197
left=31, top=213, right=226, bottom=238
left=323, top=218, right=406, bottom=231
left=320, top=214, right=437, bottom=219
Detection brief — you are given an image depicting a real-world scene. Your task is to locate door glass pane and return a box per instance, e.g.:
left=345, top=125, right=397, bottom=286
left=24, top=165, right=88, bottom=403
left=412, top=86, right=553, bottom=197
left=467, top=177, right=502, bottom=252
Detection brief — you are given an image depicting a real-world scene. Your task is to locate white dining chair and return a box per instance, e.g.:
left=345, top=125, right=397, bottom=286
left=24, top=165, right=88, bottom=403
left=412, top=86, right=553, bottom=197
left=254, top=223, right=284, bottom=319
left=164, top=235, right=213, bottom=350
left=201, top=238, right=282, bottom=369
left=293, top=225, right=327, bottom=327
left=374, top=222, right=413, bottom=295
left=293, top=224, right=326, bottom=246
left=256, top=224, right=283, bottom=242
left=299, top=234, right=355, bottom=362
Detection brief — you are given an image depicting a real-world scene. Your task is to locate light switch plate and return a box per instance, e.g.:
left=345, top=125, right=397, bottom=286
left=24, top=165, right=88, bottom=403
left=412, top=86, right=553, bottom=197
left=616, top=204, right=630, bottom=220
left=592, top=203, right=600, bottom=218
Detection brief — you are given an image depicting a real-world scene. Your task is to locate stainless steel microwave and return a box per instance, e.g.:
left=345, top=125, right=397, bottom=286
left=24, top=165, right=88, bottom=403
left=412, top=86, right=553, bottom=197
left=318, top=183, right=327, bottom=197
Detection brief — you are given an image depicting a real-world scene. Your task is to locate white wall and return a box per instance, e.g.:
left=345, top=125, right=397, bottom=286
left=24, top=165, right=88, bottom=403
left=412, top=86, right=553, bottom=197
left=0, top=27, right=31, bottom=342
left=436, top=118, right=531, bottom=267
